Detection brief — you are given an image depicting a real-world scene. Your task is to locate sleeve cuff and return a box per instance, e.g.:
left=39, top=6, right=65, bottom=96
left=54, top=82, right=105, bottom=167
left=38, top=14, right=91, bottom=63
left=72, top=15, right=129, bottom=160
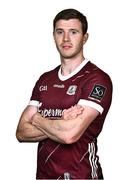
left=78, top=99, right=104, bottom=114
left=28, top=100, right=40, bottom=107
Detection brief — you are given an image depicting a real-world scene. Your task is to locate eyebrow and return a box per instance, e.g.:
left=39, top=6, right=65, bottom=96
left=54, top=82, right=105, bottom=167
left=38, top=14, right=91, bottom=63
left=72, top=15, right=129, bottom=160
left=55, top=28, right=80, bottom=32
left=54, top=28, right=63, bottom=32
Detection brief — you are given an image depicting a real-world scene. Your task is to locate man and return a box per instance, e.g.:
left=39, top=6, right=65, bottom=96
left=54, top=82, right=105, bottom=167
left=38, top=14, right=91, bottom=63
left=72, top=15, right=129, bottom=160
left=16, top=9, right=112, bottom=179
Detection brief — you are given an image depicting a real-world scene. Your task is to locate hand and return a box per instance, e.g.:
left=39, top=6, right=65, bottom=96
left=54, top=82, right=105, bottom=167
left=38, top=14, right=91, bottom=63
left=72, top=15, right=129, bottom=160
left=31, top=113, right=42, bottom=127
left=62, top=105, right=84, bottom=120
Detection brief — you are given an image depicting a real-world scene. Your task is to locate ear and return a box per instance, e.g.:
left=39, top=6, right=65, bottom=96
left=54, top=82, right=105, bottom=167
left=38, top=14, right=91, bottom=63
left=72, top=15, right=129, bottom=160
left=83, top=33, right=89, bottom=44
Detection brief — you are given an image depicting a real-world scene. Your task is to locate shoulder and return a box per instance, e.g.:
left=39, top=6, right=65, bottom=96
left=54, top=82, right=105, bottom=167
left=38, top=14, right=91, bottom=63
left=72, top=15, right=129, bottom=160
left=79, top=61, right=113, bottom=112
left=85, top=61, right=112, bottom=86
left=37, top=65, right=60, bottom=83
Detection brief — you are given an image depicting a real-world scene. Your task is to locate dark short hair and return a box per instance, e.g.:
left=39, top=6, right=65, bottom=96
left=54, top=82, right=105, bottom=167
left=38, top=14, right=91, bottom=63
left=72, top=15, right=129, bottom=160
left=53, top=9, right=88, bottom=35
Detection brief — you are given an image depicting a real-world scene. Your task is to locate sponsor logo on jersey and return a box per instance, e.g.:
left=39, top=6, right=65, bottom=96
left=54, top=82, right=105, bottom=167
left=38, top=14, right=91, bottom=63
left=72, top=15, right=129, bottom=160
left=66, top=85, right=77, bottom=95
left=89, top=84, right=106, bottom=101
left=39, top=85, right=47, bottom=91
left=53, top=84, right=65, bottom=88
left=39, top=108, right=62, bottom=117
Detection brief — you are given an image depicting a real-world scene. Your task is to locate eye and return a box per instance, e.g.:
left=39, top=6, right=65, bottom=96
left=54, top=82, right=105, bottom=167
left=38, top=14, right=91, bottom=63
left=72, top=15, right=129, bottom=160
left=55, top=30, right=63, bottom=35
left=70, top=29, right=79, bottom=35
left=71, top=30, right=77, bottom=34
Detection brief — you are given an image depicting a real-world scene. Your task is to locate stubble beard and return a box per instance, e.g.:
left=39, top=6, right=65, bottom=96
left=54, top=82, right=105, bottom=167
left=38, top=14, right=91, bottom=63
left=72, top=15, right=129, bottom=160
left=57, top=45, right=83, bottom=60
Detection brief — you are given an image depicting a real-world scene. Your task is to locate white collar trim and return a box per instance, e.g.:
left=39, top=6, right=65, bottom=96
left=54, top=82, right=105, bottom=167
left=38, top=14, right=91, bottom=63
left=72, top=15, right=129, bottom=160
left=58, top=59, right=89, bottom=81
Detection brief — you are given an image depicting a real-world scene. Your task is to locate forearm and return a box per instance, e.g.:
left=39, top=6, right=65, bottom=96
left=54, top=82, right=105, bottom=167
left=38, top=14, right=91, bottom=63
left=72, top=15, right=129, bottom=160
left=32, top=105, right=98, bottom=144
left=32, top=114, right=79, bottom=144
left=16, top=122, right=48, bottom=142
left=35, top=123, right=66, bottom=143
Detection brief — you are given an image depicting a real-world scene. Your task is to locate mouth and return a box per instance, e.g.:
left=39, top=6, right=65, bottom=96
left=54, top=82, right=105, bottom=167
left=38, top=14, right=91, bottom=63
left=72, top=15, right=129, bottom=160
left=62, top=44, right=72, bottom=50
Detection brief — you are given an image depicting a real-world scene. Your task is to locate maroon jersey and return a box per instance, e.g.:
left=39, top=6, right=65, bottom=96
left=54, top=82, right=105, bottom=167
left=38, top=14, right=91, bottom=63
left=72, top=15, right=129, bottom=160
left=29, top=59, right=112, bottom=179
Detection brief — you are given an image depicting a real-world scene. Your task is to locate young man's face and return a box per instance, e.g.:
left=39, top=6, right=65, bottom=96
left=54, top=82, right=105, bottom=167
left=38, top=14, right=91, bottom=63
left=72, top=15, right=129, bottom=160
left=53, top=19, right=88, bottom=59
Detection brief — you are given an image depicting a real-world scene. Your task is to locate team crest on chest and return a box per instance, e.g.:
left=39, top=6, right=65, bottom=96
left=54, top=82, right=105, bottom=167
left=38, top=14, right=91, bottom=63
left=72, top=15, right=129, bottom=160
left=66, top=85, right=77, bottom=95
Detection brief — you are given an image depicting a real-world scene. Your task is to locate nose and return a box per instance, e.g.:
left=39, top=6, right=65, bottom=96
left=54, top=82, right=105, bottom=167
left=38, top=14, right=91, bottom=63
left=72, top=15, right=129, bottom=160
left=63, top=32, right=70, bottom=42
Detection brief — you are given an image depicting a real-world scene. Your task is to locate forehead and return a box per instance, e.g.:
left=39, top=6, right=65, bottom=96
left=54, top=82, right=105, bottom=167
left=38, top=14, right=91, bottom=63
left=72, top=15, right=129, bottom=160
left=55, top=19, right=82, bottom=30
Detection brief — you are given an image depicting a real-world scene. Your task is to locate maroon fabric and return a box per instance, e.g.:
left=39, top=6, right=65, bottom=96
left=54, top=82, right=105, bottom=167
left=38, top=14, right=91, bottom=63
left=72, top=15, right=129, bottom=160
left=30, top=61, right=112, bottom=179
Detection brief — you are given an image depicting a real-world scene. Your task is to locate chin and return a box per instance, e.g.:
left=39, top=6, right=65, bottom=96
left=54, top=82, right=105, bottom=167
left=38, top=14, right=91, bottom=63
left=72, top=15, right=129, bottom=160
left=60, top=53, right=77, bottom=59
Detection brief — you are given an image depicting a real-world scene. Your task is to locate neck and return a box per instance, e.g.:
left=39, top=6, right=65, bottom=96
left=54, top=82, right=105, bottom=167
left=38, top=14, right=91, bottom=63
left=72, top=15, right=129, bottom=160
left=60, top=55, right=85, bottom=76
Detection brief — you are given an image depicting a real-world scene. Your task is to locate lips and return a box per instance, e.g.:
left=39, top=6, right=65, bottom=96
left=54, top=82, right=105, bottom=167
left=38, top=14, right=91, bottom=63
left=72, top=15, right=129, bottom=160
left=62, top=44, right=72, bottom=50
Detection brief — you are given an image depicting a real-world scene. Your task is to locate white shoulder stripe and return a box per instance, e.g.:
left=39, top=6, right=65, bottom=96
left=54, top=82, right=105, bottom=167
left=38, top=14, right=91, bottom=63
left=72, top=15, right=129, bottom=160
left=78, top=99, right=104, bottom=114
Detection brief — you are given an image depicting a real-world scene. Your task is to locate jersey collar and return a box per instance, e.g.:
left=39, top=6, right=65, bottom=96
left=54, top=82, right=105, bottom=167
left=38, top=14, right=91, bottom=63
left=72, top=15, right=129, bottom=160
left=58, top=59, right=90, bottom=81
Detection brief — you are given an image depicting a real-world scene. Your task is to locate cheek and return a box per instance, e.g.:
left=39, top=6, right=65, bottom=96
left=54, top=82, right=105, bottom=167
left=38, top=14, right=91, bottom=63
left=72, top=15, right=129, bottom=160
left=54, top=35, right=63, bottom=42
left=55, top=38, right=63, bottom=48
left=74, top=38, right=84, bottom=48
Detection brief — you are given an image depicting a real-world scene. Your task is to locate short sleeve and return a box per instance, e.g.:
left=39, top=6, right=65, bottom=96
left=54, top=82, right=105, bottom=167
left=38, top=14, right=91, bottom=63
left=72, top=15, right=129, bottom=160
left=28, top=76, right=43, bottom=107
left=78, top=71, right=113, bottom=114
